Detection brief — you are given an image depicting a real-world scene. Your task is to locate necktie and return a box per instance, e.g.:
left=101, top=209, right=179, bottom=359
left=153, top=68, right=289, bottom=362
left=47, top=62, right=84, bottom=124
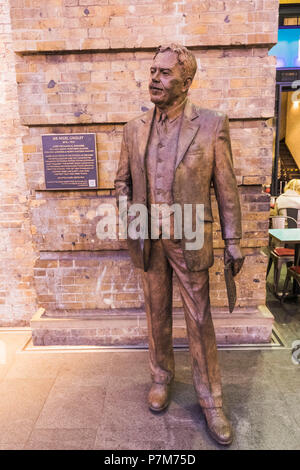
left=158, top=112, right=168, bottom=136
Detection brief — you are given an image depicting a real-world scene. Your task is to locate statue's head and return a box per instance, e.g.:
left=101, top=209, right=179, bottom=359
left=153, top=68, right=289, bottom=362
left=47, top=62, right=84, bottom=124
left=149, top=44, right=197, bottom=108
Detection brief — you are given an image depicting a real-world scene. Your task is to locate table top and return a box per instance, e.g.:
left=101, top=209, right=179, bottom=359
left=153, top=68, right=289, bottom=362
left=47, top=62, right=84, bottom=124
left=269, top=228, right=300, bottom=243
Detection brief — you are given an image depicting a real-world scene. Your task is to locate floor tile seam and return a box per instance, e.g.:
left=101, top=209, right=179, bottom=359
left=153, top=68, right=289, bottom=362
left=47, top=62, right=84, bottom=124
left=22, top=365, right=63, bottom=448
left=279, top=393, right=300, bottom=430
left=0, top=367, right=10, bottom=386
left=92, top=373, right=110, bottom=449
left=0, top=355, right=20, bottom=384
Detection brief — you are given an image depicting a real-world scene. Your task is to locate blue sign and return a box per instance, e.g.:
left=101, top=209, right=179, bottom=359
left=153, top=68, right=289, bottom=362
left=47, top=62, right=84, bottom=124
left=269, top=28, right=300, bottom=68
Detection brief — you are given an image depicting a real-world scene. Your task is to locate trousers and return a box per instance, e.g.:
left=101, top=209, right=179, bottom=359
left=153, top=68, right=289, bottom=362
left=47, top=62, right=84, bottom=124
left=141, top=238, right=223, bottom=409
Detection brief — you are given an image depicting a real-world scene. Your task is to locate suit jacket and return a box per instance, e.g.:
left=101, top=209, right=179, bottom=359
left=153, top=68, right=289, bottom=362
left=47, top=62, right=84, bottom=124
left=114, top=99, right=242, bottom=272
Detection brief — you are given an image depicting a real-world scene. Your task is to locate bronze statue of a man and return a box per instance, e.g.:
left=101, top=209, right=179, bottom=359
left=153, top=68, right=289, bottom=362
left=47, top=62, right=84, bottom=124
left=114, top=44, right=244, bottom=446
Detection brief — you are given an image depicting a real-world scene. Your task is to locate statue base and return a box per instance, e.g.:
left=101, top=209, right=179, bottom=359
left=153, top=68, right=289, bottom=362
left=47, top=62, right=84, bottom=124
left=30, top=305, right=274, bottom=347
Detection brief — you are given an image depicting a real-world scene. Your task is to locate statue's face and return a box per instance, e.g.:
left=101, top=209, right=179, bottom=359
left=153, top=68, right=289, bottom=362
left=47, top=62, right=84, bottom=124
left=149, top=51, right=187, bottom=107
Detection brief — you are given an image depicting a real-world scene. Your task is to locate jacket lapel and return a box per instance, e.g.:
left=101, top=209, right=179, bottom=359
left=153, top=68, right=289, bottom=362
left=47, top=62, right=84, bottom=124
left=175, top=100, right=200, bottom=169
left=136, top=101, right=200, bottom=170
left=138, top=107, right=155, bottom=168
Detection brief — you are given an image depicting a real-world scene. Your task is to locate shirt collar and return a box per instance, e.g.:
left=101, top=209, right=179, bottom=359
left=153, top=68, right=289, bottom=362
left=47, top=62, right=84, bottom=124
left=155, top=98, right=187, bottom=123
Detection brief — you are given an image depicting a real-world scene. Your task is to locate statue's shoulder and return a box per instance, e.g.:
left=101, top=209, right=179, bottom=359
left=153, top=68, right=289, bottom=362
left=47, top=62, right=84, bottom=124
left=124, top=108, right=154, bottom=131
left=192, top=104, right=226, bottom=123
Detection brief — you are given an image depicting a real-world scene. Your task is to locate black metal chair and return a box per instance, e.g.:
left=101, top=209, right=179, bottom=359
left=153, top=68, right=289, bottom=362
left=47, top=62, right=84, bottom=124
left=281, top=265, right=300, bottom=303
left=266, top=208, right=299, bottom=295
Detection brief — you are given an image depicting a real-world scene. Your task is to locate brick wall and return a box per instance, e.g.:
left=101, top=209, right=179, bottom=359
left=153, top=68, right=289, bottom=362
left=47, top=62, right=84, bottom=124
left=0, top=0, right=279, bottom=326
left=33, top=248, right=267, bottom=313
left=15, top=48, right=275, bottom=125
left=0, top=0, right=36, bottom=325
left=10, top=0, right=278, bottom=52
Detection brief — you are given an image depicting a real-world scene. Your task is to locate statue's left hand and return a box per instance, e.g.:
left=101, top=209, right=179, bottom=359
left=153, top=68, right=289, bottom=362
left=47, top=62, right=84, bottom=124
left=224, top=243, right=244, bottom=277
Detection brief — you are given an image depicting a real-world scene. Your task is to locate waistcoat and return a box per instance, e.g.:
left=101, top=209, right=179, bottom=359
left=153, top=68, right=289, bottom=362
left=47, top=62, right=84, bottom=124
left=146, top=113, right=182, bottom=207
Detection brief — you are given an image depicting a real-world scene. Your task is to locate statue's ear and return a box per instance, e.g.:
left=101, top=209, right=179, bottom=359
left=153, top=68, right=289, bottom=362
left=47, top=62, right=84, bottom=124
left=184, top=77, right=192, bottom=91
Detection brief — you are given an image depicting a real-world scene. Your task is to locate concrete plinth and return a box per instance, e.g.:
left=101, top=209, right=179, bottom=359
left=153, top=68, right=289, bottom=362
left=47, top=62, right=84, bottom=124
left=31, top=305, right=274, bottom=347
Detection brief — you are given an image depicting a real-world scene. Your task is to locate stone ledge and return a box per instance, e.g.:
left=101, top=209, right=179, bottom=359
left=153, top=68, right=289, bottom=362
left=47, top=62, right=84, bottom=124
left=31, top=305, right=274, bottom=347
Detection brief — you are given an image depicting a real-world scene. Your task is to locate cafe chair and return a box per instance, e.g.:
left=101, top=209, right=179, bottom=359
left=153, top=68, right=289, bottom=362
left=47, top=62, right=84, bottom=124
left=266, top=211, right=298, bottom=295
left=281, top=266, right=300, bottom=303
left=266, top=247, right=295, bottom=294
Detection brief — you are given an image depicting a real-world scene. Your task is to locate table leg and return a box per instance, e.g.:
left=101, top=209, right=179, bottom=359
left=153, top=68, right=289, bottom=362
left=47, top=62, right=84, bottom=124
left=293, top=244, right=300, bottom=295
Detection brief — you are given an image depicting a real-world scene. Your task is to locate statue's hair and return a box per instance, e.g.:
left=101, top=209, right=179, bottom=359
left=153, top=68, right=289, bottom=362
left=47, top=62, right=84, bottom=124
left=154, top=44, right=197, bottom=82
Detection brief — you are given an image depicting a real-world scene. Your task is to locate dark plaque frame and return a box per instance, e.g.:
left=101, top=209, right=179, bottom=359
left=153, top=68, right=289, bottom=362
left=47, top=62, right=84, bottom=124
left=42, top=133, right=98, bottom=190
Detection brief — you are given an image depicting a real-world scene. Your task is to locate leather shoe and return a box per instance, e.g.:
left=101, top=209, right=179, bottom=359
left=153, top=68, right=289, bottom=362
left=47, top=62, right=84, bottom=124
left=203, top=407, right=233, bottom=445
left=148, top=383, right=171, bottom=412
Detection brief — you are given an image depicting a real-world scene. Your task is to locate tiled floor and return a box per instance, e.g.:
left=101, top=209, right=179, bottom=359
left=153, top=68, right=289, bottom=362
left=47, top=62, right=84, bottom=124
left=266, top=264, right=300, bottom=346
left=0, top=325, right=299, bottom=450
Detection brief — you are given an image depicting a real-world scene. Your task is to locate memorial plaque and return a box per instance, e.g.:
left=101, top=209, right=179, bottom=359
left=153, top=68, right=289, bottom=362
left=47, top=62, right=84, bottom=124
left=42, top=133, right=98, bottom=189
